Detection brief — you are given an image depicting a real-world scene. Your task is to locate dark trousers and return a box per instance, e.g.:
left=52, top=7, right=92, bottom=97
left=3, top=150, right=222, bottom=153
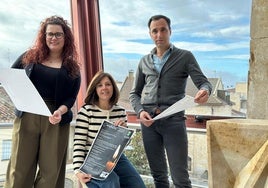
left=141, top=115, right=192, bottom=188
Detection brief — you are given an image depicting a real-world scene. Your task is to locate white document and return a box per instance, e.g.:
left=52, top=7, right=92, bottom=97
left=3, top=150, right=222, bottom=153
left=0, top=68, right=52, bottom=116
left=153, top=95, right=196, bottom=120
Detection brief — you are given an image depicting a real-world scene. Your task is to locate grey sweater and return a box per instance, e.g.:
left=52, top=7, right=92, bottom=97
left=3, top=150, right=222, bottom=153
left=129, top=45, right=212, bottom=116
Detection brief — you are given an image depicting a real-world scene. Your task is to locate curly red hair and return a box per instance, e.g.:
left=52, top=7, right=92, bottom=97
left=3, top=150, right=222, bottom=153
left=23, top=15, right=80, bottom=77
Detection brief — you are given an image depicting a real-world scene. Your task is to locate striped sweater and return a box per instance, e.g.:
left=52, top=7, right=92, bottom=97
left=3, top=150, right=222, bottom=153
left=72, top=104, right=127, bottom=172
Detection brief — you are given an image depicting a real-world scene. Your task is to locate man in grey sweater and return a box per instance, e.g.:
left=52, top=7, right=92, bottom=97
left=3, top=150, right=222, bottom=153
left=129, top=15, right=212, bottom=188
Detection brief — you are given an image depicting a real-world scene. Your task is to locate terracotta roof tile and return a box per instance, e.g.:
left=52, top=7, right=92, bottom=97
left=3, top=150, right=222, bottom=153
left=118, top=73, right=227, bottom=111
left=0, top=86, right=15, bottom=123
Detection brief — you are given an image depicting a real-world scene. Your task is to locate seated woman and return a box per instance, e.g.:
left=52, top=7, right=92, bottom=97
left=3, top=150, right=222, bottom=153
left=73, top=71, right=146, bottom=188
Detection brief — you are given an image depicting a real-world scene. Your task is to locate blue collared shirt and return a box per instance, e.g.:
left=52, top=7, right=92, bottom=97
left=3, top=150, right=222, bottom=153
left=152, top=44, right=173, bottom=73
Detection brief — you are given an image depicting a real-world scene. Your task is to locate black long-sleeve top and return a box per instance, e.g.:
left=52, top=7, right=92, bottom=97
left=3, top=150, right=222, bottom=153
left=11, top=53, right=81, bottom=125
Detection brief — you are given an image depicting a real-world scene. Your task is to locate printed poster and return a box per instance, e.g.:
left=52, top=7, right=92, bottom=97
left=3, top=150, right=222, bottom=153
left=79, top=120, right=134, bottom=180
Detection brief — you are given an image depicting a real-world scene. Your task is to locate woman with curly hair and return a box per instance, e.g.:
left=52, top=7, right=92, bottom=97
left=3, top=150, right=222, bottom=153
left=4, top=15, right=81, bottom=188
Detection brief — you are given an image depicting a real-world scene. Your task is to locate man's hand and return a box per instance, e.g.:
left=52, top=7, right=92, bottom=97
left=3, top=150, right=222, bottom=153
left=139, top=111, right=154, bottom=127
left=194, top=89, right=209, bottom=104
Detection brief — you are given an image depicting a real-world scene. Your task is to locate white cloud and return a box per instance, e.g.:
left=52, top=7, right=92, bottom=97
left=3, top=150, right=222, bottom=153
left=0, top=0, right=71, bottom=67
left=0, top=0, right=252, bottom=87
left=191, top=25, right=250, bottom=39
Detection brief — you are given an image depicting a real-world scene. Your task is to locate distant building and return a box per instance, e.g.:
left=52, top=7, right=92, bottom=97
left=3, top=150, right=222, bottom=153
left=118, top=71, right=246, bottom=128
left=0, top=86, right=15, bottom=123
left=229, top=82, right=247, bottom=114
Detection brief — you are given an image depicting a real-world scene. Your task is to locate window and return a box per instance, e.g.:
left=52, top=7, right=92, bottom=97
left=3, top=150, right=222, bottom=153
left=98, top=1, right=251, bottom=88
left=188, top=156, right=192, bottom=171
left=2, top=139, right=12, bottom=161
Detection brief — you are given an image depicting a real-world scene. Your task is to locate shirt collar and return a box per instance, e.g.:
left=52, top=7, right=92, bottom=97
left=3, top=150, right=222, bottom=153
left=150, top=43, right=174, bottom=55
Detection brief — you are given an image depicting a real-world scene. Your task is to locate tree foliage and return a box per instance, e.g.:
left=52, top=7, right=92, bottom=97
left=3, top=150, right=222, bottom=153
left=125, top=130, right=151, bottom=175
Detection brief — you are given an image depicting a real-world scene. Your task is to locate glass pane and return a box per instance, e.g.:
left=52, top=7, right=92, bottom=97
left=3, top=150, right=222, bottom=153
left=1, top=140, right=11, bottom=160
left=99, top=1, right=252, bottom=187
left=0, top=0, right=71, bottom=69
left=99, top=0, right=251, bottom=88
left=0, top=1, right=73, bottom=186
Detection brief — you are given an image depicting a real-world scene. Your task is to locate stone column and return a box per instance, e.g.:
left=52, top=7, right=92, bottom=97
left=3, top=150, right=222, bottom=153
left=207, top=3, right=268, bottom=187
left=248, top=0, right=268, bottom=119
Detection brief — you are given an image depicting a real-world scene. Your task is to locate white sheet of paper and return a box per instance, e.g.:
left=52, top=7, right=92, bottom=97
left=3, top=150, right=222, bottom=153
left=153, top=95, right=196, bottom=120
left=0, top=68, right=52, bottom=116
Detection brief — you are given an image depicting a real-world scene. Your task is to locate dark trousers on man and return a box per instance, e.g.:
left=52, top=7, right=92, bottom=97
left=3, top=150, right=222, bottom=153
left=141, top=115, right=192, bottom=188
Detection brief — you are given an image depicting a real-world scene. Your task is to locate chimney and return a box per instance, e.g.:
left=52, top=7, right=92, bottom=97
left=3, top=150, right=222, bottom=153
left=128, top=70, right=134, bottom=78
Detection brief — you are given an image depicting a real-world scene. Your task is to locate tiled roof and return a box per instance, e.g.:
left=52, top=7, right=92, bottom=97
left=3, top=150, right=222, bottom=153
left=185, top=77, right=227, bottom=105
left=118, top=70, right=135, bottom=110
left=0, top=86, right=80, bottom=124
left=118, top=72, right=227, bottom=111
left=0, top=86, right=15, bottom=123
left=118, top=74, right=246, bottom=129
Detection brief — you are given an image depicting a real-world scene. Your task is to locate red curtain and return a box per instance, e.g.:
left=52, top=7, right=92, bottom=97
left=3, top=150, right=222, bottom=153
left=70, top=0, right=103, bottom=109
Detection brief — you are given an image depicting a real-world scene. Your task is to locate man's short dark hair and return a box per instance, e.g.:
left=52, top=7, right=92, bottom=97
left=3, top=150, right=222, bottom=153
left=148, top=15, right=171, bottom=29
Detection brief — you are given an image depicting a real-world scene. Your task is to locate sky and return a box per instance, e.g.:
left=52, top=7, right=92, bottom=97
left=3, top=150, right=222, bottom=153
left=0, top=0, right=252, bottom=88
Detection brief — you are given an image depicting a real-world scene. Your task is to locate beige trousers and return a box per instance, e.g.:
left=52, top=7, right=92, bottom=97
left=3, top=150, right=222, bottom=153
left=4, top=111, right=70, bottom=188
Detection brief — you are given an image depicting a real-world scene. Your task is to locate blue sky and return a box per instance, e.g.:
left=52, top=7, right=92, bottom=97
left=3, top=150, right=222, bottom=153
left=0, top=0, right=252, bottom=88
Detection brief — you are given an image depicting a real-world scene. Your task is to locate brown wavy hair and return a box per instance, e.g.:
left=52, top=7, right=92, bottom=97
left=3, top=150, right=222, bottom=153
left=84, top=71, right=120, bottom=106
left=22, top=15, right=80, bottom=77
